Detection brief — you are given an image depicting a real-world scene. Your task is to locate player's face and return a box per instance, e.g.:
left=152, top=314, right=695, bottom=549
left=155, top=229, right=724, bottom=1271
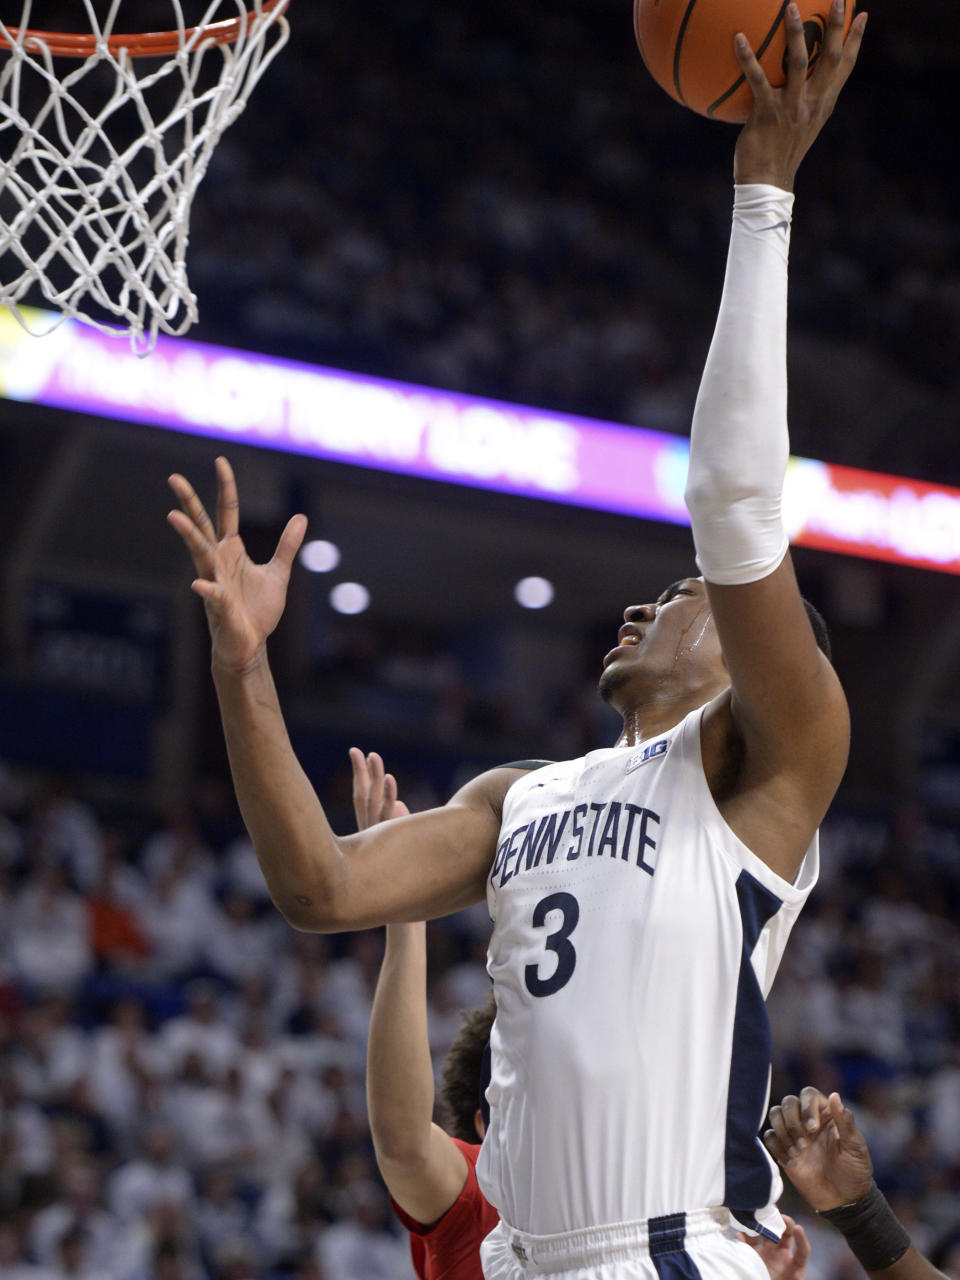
left=598, top=577, right=727, bottom=706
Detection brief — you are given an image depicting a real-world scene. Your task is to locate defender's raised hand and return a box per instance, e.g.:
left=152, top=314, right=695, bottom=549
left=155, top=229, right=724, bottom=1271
left=350, top=748, right=411, bottom=831
left=764, top=1088, right=873, bottom=1211
left=733, top=0, right=867, bottom=190
left=167, top=457, right=307, bottom=674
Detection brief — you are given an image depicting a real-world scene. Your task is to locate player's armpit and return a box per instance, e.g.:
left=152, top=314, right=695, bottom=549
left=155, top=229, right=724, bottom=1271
left=377, top=1123, right=470, bottom=1228
left=292, top=765, right=526, bottom=931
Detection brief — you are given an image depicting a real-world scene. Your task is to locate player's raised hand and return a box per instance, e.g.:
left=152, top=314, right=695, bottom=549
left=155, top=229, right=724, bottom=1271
left=732, top=0, right=867, bottom=191
left=167, top=456, right=307, bottom=674
left=764, top=1088, right=873, bottom=1211
left=738, top=1216, right=810, bottom=1280
left=350, top=748, right=411, bottom=831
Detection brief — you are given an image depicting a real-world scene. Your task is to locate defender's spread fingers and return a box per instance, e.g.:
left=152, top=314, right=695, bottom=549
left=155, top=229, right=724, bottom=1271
left=382, top=774, right=398, bottom=823
left=349, top=746, right=368, bottom=783
left=350, top=747, right=371, bottom=815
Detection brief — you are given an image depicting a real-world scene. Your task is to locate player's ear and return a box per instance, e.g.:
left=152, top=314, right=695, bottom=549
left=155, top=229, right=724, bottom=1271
left=474, top=1108, right=486, bottom=1140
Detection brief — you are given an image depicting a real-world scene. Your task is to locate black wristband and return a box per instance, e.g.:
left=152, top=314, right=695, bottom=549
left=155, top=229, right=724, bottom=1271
left=819, top=1182, right=911, bottom=1273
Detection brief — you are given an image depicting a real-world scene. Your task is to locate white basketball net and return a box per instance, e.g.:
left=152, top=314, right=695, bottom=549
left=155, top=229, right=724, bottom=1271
left=0, top=0, right=290, bottom=353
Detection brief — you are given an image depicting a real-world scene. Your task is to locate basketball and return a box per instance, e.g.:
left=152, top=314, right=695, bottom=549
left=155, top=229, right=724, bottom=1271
left=633, top=0, right=853, bottom=123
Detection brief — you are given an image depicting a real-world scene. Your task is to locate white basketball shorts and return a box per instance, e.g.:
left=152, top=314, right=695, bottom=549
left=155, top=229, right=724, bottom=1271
left=480, top=1208, right=773, bottom=1280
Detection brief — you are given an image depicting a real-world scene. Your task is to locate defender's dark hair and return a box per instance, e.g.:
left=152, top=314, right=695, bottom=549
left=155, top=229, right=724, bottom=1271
left=438, top=992, right=496, bottom=1143
left=802, top=597, right=832, bottom=663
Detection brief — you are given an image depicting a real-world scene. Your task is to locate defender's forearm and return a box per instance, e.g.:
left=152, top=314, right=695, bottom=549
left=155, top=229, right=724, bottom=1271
left=366, top=923, right=435, bottom=1165
left=213, top=657, right=344, bottom=928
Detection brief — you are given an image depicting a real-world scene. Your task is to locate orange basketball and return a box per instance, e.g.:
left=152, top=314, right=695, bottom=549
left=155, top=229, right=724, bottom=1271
left=633, top=0, right=853, bottom=123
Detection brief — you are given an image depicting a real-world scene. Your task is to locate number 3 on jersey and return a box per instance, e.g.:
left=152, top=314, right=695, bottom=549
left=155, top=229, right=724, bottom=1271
left=524, top=891, right=580, bottom=997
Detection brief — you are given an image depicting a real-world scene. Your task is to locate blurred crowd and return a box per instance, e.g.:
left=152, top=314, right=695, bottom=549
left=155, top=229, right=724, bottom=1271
left=183, top=0, right=959, bottom=481
left=0, top=751, right=959, bottom=1279
left=0, top=760, right=492, bottom=1279
left=304, top=612, right=621, bottom=768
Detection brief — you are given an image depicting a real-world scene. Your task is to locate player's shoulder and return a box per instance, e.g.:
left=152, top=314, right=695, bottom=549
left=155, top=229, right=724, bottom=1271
left=497, top=760, right=555, bottom=800
left=448, top=760, right=555, bottom=825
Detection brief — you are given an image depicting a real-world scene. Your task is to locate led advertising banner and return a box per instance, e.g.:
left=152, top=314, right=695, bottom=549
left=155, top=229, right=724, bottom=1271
left=2, top=309, right=959, bottom=575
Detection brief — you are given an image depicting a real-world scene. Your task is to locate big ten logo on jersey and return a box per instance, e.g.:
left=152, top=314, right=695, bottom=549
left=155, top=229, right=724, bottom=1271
left=490, top=799, right=661, bottom=891
left=624, top=738, right=668, bottom=774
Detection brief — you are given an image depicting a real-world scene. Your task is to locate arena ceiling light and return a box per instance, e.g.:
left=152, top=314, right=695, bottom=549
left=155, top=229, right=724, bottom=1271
left=299, top=539, right=341, bottom=573
left=515, top=577, right=555, bottom=609
left=329, top=582, right=370, bottom=615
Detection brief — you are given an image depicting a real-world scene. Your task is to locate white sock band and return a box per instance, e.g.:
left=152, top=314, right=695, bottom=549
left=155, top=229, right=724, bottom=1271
left=684, top=184, right=795, bottom=587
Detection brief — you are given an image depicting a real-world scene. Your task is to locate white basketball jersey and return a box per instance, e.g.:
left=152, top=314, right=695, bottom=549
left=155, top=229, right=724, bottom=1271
left=475, top=704, right=818, bottom=1239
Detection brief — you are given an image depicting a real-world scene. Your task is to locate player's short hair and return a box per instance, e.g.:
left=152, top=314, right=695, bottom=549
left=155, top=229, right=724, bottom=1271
left=438, top=992, right=496, bottom=1143
left=802, top=597, right=832, bottom=663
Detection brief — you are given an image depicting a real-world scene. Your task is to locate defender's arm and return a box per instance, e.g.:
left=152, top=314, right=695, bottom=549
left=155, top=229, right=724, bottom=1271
left=367, top=921, right=472, bottom=1224
left=353, top=751, right=473, bottom=1224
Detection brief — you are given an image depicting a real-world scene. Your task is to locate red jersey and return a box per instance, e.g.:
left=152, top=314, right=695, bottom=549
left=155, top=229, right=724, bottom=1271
left=391, top=1139, right=499, bottom=1280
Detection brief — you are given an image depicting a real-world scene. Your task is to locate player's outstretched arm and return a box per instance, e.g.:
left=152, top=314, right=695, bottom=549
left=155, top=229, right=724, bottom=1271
left=356, top=750, right=473, bottom=1225
left=764, top=1088, right=947, bottom=1280
left=686, top=1, right=866, bottom=881
left=168, top=459, right=513, bottom=930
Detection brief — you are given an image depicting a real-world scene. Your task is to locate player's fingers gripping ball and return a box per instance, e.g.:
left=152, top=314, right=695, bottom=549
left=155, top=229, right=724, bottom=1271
left=634, top=0, right=853, bottom=122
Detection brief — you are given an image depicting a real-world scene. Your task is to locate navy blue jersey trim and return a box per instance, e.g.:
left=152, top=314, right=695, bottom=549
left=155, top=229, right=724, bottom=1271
left=724, top=869, right=783, bottom=1226
left=498, top=759, right=553, bottom=771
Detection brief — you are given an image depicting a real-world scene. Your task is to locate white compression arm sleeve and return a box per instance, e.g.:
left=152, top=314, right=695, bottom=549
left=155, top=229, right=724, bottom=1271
left=684, top=183, right=795, bottom=586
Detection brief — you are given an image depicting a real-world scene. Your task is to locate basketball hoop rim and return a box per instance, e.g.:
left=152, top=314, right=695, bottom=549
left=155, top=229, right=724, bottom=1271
left=0, top=0, right=289, bottom=58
